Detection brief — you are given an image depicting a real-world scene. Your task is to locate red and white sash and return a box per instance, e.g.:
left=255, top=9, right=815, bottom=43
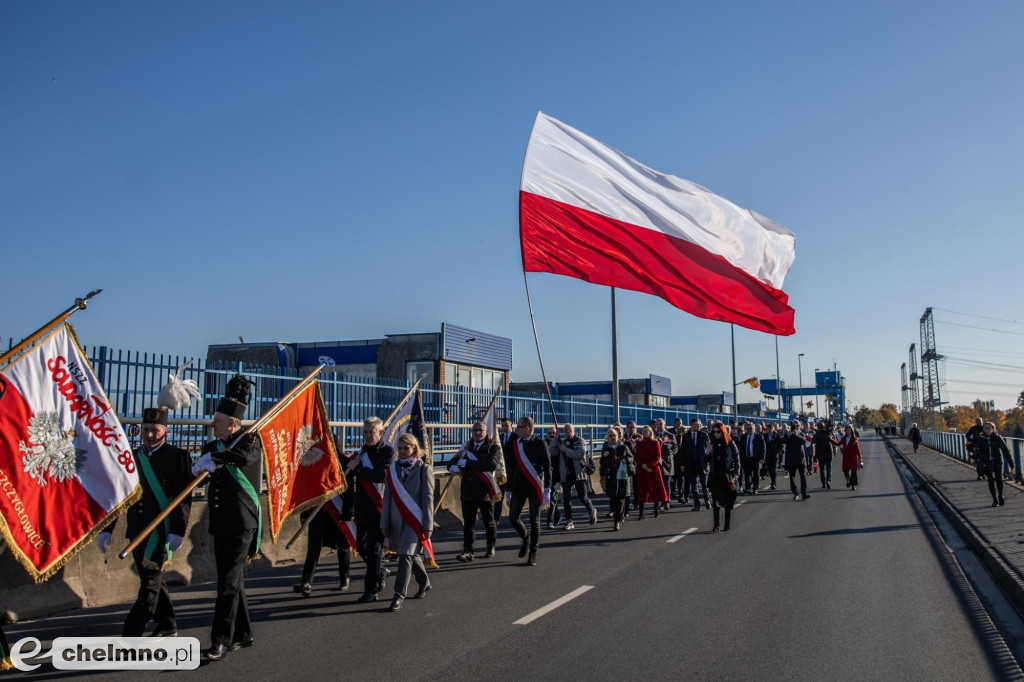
left=461, top=446, right=501, bottom=497
left=384, top=462, right=435, bottom=563
left=358, top=451, right=384, bottom=513
left=325, top=497, right=358, bottom=554
left=515, top=438, right=545, bottom=499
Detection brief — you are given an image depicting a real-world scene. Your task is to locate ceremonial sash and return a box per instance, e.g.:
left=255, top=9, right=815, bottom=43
left=134, top=447, right=172, bottom=570
left=515, top=439, right=545, bottom=499
left=462, top=448, right=501, bottom=497
left=358, top=452, right=384, bottom=513
left=384, top=463, right=434, bottom=563
left=324, top=497, right=359, bottom=555
left=217, top=441, right=262, bottom=560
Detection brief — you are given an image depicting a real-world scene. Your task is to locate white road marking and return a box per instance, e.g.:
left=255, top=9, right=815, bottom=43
left=735, top=500, right=746, bottom=507
left=666, top=527, right=699, bottom=543
left=513, top=585, right=594, bottom=625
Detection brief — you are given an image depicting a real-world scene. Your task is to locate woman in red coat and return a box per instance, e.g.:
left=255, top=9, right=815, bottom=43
left=840, top=425, right=862, bottom=490
left=634, top=426, right=669, bottom=519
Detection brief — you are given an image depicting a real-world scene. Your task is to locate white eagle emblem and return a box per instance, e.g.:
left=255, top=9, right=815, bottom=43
left=295, top=424, right=324, bottom=467
left=18, top=411, right=87, bottom=486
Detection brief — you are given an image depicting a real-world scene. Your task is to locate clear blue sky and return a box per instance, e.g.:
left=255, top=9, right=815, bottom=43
left=3, top=1, right=1023, bottom=411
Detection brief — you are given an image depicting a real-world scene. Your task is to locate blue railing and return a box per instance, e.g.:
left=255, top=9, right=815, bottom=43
left=920, top=430, right=1024, bottom=483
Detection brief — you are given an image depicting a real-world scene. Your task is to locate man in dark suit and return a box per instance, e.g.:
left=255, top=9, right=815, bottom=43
left=508, top=417, right=551, bottom=567
left=678, top=419, right=711, bottom=511
left=495, top=417, right=518, bottom=523
left=194, top=375, right=261, bottom=662
left=453, top=421, right=500, bottom=562
left=99, top=405, right=192, bottom=637
left=740, top=422, right=767, bottom=495
left=347, top=415, right=397, bottom=604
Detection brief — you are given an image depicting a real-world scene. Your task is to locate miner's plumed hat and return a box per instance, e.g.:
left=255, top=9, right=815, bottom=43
left=216, top=374, right=252, bottom=420
left=142, top=407, right=169, bottom=426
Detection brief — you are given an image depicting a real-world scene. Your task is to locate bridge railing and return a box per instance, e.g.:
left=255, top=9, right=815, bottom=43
left=920, top=430, right=1023, bottom=483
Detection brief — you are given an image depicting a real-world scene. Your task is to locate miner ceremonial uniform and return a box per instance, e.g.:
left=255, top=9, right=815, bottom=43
left=109, top=407, right=193, bottom=637
left=196, top=375, right=261, bottom=661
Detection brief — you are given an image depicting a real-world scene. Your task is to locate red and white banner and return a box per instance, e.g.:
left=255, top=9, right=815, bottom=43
left=515, top=439, right=544, bottom=499
left=520, top=112, right=797, bottom=335
left=324, top=497, right=358, bottom=554
left=257, top=380, right=346, bottom=542
left=0, top=325, right=140, bottom=581
left=384, top=464, right=434, bottom=563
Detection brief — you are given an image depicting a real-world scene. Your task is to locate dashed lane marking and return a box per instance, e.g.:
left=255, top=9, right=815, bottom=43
left=513, top=585, right=594, bottom=625
left=666, top=527, right=700, bottom=543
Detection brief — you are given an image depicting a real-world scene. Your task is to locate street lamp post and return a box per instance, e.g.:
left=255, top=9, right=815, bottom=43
left=798, top=353, right=805, bottom=418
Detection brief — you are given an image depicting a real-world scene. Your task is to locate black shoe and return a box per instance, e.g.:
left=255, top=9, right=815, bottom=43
left=293, top=583, right=312, bottom=598
left=999, top=497, right=1006, bottom=506
left=826, top=483, right=831, bottom=489
left=637, top=511, right=645, bottom=521
left=614, top=521, right=622, bottom=531
left=712, top=526, right=720, bottom=533
left=802, top=494, right=811, bottom=500
left=692, top=505, right=700, bottom=511
left=705, top=502, right=711, bottom=509
left=357, top=592, right=378, bottom=604
left=413, top=584, right=431, bottom=599
left=526, top=552, right=537, bottom=566
left=484, top=546, right=496, bottom=558
left=518, top=536, right=530, bottom=558
left=752, top=490, right=758, bottom=495
left=330, top=577, right=351, bottom=592
left=851, top=486, right=857, bottom=491
left=993, top=500, right=999, bottom=507
left=202, top=644, right=228, bottom=662
left=456, top=552, right=474, bottom=563
left=769, top=484, right=776, bottom=490
left=150, top=628, right=177, bottom=638
left=723, top=525, right=730, bottom=532
left=228, top=636, right=254, bottom=652
left=389, top=596, right=404, bottom=612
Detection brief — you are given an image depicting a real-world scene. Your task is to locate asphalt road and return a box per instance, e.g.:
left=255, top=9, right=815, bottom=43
left=7, top=435, right=1021, bottom=681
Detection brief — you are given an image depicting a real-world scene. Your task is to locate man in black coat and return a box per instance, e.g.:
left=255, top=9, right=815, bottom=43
left=453, top=421, right=500, bottom=562
left=194, top=375, right=262, bottom=662
left=99, top=406, right=192, bottom=637
left=739, top=422, right=766, bottom=495
left=508, top=417, right=551, bottom=567
left=678, top=419, right=711, bottom=511
left=783, top=422, right=810, bottom=500
left=965, top=417, right=985, bottom=480
left=347, top=415, right=397, bottom=603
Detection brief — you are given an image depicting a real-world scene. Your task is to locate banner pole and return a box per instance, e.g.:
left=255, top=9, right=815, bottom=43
left=611, top=288, right=620, bottom=425
left=284, top=501, right=326, bottom=550
left=0, top=289, right=102, bottom=367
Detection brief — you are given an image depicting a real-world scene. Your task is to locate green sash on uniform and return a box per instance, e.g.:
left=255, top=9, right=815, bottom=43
left=135, top=447, right=172, bottom=570
left=216, top=441, right=262, bottom=559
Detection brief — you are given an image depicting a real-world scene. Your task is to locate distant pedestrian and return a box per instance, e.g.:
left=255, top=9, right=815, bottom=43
left=784, top=423, right=810, bottom=501
left=740, top=422, right=766, bottom=495
left=813, top=422, right=840, bottom=489
left=706, top=421, right=739, bottom=532
left=544, top=427, right=562, bottom=529
left=965, top=418, right=985, bottom=481
left=974, top=422, right=1012, bottom=507
left=634, top=427, right=669, bottom=519
left=908, top=423, right=922, bottom=453
left=557, top=423, right=598, bottom=529
left=839, top=426, right=862, bottom=490
left=600, top=428, right=635, bottom=530
left=764, top=424, right=783, bottom=490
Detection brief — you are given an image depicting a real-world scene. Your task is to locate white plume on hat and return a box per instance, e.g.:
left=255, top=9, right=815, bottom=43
left=158, top=360, right=202, bottom=412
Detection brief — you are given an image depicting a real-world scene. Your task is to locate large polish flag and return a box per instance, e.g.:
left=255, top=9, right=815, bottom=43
left=519, top=112, right=797, bottom=335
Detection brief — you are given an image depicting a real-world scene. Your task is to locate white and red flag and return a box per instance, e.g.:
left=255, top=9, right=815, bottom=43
left=0, top=325, right=140, bottom=581
left=520, top=112, right=797, bottom=335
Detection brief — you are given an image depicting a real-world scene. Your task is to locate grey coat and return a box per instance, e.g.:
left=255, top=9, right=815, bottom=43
left=558, top=436, right=589, bottom=483
left=381, top=458, right=434, bottom=555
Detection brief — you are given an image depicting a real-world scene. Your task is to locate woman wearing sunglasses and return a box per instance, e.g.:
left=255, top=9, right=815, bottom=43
left=706, top=421, right=740, bottom=532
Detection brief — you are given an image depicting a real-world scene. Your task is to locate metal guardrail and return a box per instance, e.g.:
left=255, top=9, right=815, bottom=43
left=920, top=430, right=1024, bottom=483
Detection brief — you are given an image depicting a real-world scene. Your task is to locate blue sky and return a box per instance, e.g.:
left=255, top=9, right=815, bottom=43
left=3, top=1, right=1023, bottom=410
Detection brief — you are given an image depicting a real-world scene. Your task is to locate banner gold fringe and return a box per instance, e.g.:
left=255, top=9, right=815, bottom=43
left=1, top=658, right=13, bottom=672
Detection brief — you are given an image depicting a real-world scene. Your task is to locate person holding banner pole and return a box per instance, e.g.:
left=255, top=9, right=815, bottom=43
left=508, top=417, right=551, bottom=567
left=452, top=421, right=500, bottom=562
left=382, top=434, right=434, bottom=612
left=347, top=416, right=396, bottom=604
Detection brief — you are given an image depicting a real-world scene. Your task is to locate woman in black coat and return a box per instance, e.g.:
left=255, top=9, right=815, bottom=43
left=975, top=422, right=1012, bottom=507
left=600, top=428, right=635, bottom=531
left=706, top=422, right=739, bottom=532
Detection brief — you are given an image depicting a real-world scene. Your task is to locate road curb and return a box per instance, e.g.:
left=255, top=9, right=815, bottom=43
left=884, top=435, right=1024, bottom=616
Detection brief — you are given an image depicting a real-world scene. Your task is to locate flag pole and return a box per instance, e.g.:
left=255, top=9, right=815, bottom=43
left=611, top=287, right=620, bottom=425
left=731, top=324, right=738, bottom=417
left=0, top=289, right=102, bottom=367
left=119, top=365, right=326, bottom=560
left=286, top=373, right=426, bottom=550
left=775, top=335, right=783, bottom=424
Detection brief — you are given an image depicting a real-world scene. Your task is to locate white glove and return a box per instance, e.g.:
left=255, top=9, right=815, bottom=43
left=191, top=453, right=216, bottom=476
left=167, top=534, right=183, bottom=552
left=448, top=465, right=459, bottom=474
left=542, top=488, right=551, bottom=507
left=457, top=458, right=466, bottom=468
left=97, top=532, right=111, bottom=554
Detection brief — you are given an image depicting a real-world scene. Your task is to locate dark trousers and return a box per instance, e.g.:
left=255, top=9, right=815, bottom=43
left=686, top=468, right=709, bottom=506
left=210, top=530, right=254, bottom=648
left=609, top=492, right=627, bottom=523
left=741, top=459, right=760, bottom=491
left=786, top=464, right=807, bottom=496
left=123, top=545, right=175, bottom=637
left=546, top=484, right=561, bottom=525
left=356, top=515, right=385, bottom=595
left=819, top=458, right=833, bottom=486
left=766, top=459, right=778, bottom=486
left=563, top=480, right=596, bottom=520
left=712, top=506, right=732, bottom=529
left=301, top=514, right=351, bottom=586
left=509, top=492, right=541, bottom=551
left=987, top=469, right=1004, bottom=500
left=462, top=499, right=496, bottom=553
left=843, top=467, right=859, bottom=487
left=493, top=486, right=507, bottom=525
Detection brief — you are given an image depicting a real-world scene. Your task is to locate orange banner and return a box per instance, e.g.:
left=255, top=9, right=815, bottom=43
left=257, top=381, right=345, bottom=542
